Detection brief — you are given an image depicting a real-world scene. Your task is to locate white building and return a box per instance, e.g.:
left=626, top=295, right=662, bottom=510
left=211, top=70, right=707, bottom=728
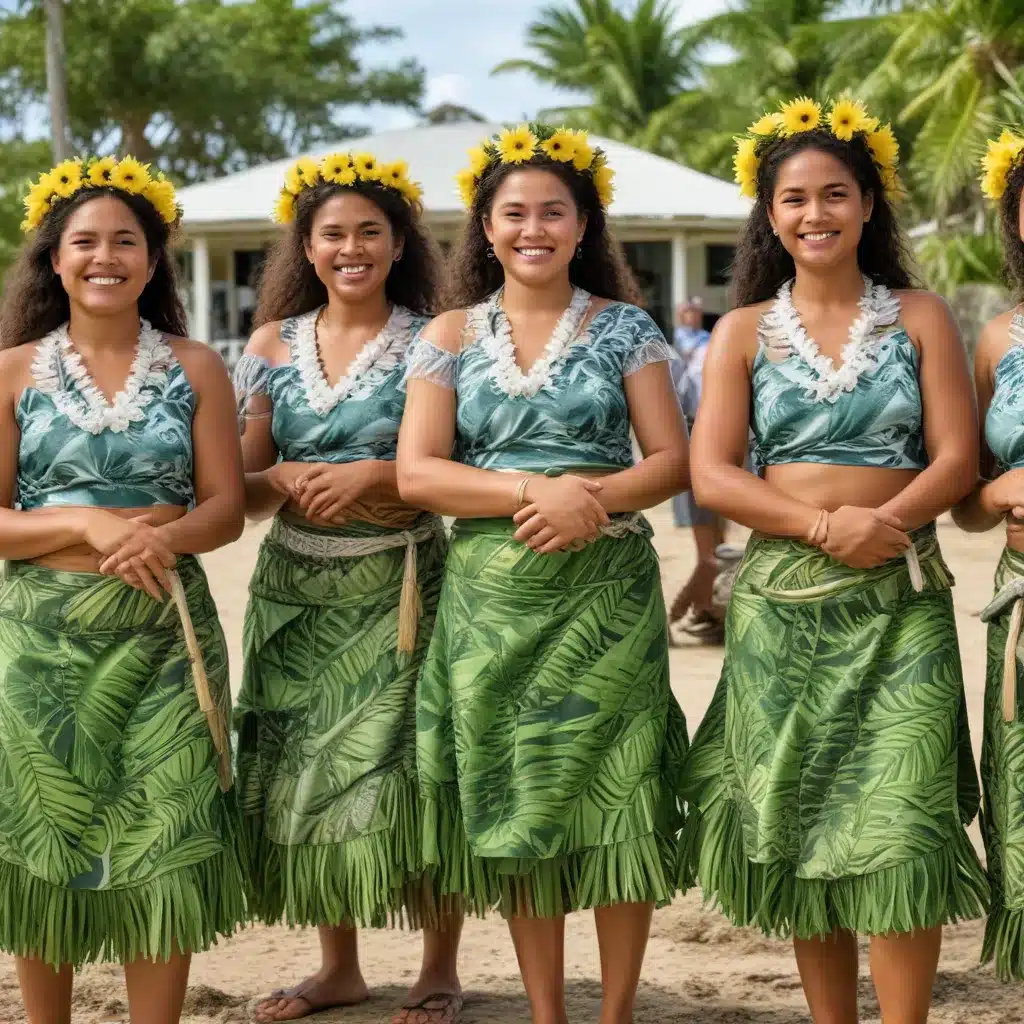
left=176, top=123, right=750, bottom=365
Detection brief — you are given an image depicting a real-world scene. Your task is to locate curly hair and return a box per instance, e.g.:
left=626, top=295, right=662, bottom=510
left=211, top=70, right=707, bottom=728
left=999, top=160, right=1024, bottom=299
left=254, top=180, right=440, bottom=326
left=442, top=160, right=638, bottom=310
left=731, top=130, right=915, bottom=308
left=0, top=188, right=188, bottom=349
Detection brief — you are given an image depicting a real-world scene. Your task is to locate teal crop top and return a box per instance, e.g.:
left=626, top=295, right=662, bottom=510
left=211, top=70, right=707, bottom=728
left=404, top=288, right=672, bottom=473
left=750, top=278, right=927, bottom=471
left=15, top=320, right=195, bottom=510
left=233, top=305, right=430, bottom=464
left=985, top=313, right=1024, bottom=471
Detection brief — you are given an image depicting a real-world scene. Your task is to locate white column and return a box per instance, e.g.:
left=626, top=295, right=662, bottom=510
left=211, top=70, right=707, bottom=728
left=670, top=231, right=688, bottom=314
left=191, top=235, right=210, bottom=343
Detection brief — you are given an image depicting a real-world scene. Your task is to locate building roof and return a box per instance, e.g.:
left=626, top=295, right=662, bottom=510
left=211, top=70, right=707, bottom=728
left=178, top=123, right=750, bottom=229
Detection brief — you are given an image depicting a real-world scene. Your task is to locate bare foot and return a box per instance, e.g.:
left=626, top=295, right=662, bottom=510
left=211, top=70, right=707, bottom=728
left=392, top=974, right=463, bottom=1024
left=254, top=970, right=370, bottom=1022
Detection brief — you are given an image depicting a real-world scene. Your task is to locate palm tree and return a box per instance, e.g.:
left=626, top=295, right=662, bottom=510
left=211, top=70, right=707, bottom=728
left=491, top=0, right=701, bottom=156
left=861, top=0, right=1024, bottom=220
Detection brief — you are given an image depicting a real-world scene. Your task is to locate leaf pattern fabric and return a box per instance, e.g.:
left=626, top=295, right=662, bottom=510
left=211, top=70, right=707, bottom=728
left=0, top=558, right=245, bottom=967
left=416, top=518, right=688, bottom=918
left=441, top=301, right=671, bottom=473
left=679, top=527, right=987, bottom=939
left=980, top=546, right=1024, bottom=980
left=16, top=360, right=195, bottom=510
left=751, top=326, right=927, bottom=471
left=235, top=517, right=447, bottom=928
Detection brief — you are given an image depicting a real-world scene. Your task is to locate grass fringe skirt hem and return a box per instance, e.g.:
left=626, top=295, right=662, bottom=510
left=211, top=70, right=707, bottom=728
left=983, top=904, right=1024, bottom=982
left=678, top=799, right=989, bottom=940
left=245, top=774, right=456, bottom=930
left=0, top=850, right=246, bottom=969
left=423, top=786, right=679, bottom=919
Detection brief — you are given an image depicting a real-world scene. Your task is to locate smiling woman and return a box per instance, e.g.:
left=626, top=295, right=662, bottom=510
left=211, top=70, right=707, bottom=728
left=0, top=157, right=247, bottom=1023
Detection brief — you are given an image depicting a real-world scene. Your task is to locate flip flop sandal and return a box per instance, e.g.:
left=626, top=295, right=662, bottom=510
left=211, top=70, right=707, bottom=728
left=392, top=991, right=465, bottom=1024
left=255, top=982, right=366, bottom=1021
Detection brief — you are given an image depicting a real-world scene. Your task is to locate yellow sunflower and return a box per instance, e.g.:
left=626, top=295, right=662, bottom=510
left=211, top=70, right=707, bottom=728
left=497, top=125, right=537, bottom=164
left=21, top=192, right=51, bottom=232
left=880, top=167, right=903, bottom=200
left=320, top=152, right=353, bottom=183
left=295, top=157, right=321, bottom=188
left=284, top=162, right=306, bottom=195
left=143, top=178, right=179, bottom=223
left=456, top=168, right=478, bottom=208
left=353, top=152, right=380, bottom=180
left=541, top=129, right=577, bottom=163
left=27, top=172, right=57, bottom=207
left=734, top=137, right=760, bottom=198
left=780, top=97, right=822, bottom=136
left=828, top=98, right=872, bottom=142
left=866, top=124, right=899, bottom=170
left=88, top=156, right=118, bottom=188
left=398, top=177, right=423, bottom=205
left=571, top=130, right=595, bottom=171
left=981, top=130, right=1024, bottom=201
left=50, top=159, right=83, bottom=199
left=467, top=146, right=491, bottom=177
left=593, top=164, right=615, bottom=208
left=333, top=167, right=358, bottom=187
left=748, top=112, right=784, bottom=136
left=380, top=160, right=410, bottom=189
left=274, top=189, right=297, bottom=224
left=110, top=157, right=151, bottom=194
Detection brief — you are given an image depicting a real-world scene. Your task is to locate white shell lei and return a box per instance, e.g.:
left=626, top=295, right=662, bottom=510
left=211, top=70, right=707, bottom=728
left=31, top=319, right=172, bottom=434
left=473, top=286, right=592, bottom=399
left=292, top=305, right=416, bottom=415
left=1010, top=311, right=1024, bottom=348
left=761, top=276, right=902, bottom=403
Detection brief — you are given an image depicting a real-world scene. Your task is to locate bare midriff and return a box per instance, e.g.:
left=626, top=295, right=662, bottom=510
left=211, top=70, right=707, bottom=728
left=26, top=504, right=187, bottom=571
left=764, top=463, right=921, bottom=519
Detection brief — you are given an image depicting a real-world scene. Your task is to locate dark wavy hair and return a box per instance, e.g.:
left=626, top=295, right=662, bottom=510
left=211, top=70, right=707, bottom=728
left=0, top=188, right=187, bottom=349
left=999, top=160, right=1024, bottom=299
left=254, top=180, right=440, bottom=326
left=731, top=129, right=915, bottom=307
left=442, top=160, right=638, bottom=310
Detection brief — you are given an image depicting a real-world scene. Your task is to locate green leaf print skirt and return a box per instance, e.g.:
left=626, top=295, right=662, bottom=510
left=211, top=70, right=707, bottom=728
left=679, top=524, right=987, bottom=939
left=980, top=545, right=1024, bottom=980
left=417, top=516, right=689, bottom=919
left=235, top=516, right=448, bottom=929
left=0, top=556, right=246, bottom=968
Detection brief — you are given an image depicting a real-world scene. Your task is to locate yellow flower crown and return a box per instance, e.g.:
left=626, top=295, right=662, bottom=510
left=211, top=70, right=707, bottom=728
left=456, top=123, right=615, bottom=210
left=733, top=97, right=901, bottom=202
left=981, top=129, right=1024, bottom=202
left=273, top=150, right=423, bottom=223
left=21, top=156, right=180, bottom=233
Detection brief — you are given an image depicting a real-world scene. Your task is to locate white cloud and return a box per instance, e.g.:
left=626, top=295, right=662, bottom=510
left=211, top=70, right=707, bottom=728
left=424, top=73, right=472, bottom=110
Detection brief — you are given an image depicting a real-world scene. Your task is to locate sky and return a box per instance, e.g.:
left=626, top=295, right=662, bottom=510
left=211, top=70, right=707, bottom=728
left=344, top=0, right=733, bottom=130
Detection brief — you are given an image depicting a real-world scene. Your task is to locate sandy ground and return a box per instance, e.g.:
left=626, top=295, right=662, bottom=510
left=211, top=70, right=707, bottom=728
left=0, top=507, right=1016, bottom=1023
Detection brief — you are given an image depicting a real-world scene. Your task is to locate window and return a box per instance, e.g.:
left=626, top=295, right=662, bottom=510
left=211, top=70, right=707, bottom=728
left=706, top=244, right=735, bottom=287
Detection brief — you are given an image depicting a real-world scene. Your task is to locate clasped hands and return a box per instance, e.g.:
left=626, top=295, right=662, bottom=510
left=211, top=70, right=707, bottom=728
left=810, top=505, right=911, bottom=569
left=269, top=459, right=376, bottom=526
left=512, top=474, right=610, bottom=555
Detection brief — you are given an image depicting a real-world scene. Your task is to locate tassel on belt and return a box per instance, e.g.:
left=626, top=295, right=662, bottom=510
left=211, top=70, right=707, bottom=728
left=981, top=577, right=1024, bottom=722
left=268, top=516, right=443, bottom=655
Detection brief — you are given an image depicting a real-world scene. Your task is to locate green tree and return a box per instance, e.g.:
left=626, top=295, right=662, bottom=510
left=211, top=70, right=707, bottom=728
left=491, top=0, right=701, bottom=156
left=0, top=137, right=50, bottom=277
left=0, top=0, right=424, bottom=182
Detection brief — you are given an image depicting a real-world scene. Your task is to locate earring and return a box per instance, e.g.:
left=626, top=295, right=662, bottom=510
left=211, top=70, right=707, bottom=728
left=575, top=244, right=583, bottom=259
left=486, top=245, right=497, bottom=261
left=393, top=252, right=403, bottom=262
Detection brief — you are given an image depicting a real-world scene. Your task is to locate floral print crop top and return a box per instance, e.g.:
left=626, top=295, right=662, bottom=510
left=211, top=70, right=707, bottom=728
left=404, top=288, right=673, bottom=473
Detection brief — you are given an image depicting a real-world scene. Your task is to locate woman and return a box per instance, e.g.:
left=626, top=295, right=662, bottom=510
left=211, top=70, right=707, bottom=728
left=397, top=124, right=690, bottom=1024
left=681, top=98, right=986, bottom=1022
left=233, top=152, right=463, bottom=1024
left=952, top=127, right=1024, bottom=982
left=0, top=156, right=246, bottom=1023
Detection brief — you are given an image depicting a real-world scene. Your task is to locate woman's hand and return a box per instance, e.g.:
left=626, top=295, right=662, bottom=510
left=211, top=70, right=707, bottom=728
left=293, top=461, right=377, bottom=522
left=86, top=511, right=177, bottom=601
left=512, top=475, right=610, bottom=554
left=981, top=470, right=1024, bottom=520
left=821, top=506, right=911, bottom=569
left=267, top=462, right=308, bottom=502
